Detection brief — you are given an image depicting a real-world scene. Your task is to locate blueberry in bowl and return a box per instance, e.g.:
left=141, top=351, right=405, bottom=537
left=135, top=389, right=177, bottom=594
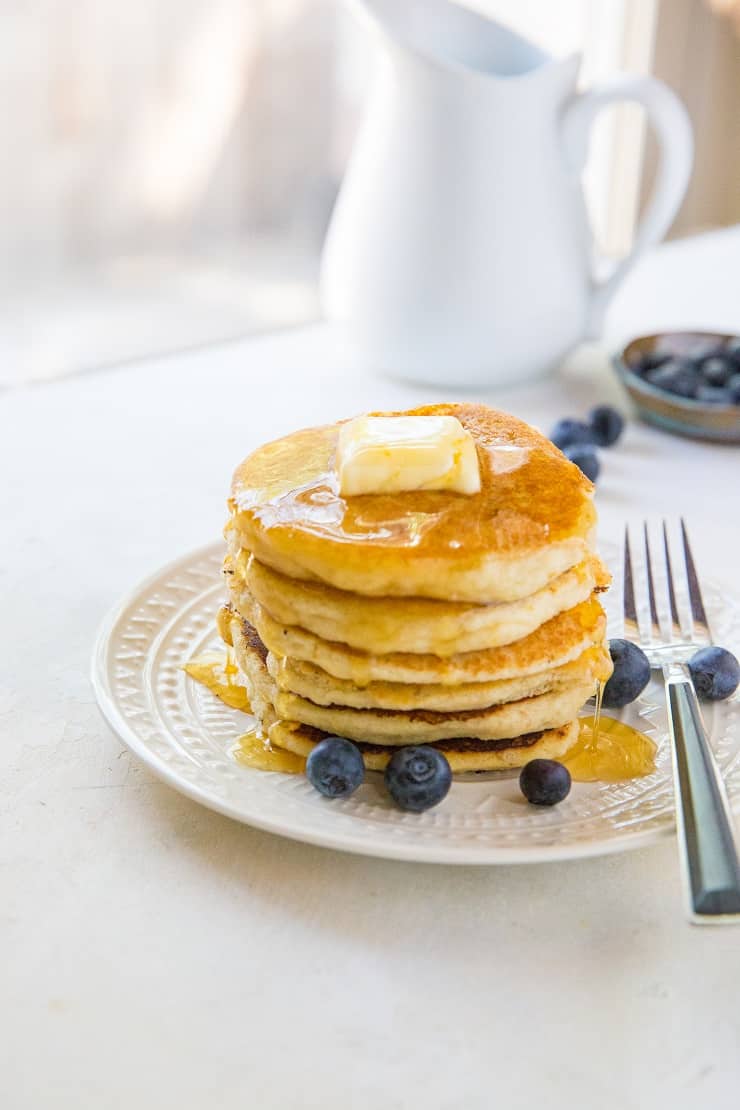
left=646, top=359, right=698, bottom=399
left=700, top=356, right=732, bottom=387
left=613, top=331, right=740, bottom=443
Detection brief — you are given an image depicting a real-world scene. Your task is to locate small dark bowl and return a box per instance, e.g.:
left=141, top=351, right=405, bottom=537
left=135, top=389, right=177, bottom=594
left=613, top=331, right=740, bottom=443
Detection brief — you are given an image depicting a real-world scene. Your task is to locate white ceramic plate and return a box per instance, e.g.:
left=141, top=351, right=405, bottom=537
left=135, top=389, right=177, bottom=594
left=91, top=543, right=740, bottom=864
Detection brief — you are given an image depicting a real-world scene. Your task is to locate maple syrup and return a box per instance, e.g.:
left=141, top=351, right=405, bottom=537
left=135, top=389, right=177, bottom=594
left=564, top=682, right=657, bottom=782
left=185, top=656, right=655, bottom=783
left=183, top=651, right=251, bottom=712
left=184, top=650, right=304, bottom=772
left=233, top=729, right=305, bottom=774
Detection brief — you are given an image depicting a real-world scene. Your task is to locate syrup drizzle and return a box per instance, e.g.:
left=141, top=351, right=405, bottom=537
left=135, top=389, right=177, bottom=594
left=233, top=729, right=305, bottom=774
left=185, top=656, right=657, bottom=783
left=182, top=650, right=251, bottom=712
left=564, top=680, right=657, bottom=782
left=184, top=651, right=304, bottom=773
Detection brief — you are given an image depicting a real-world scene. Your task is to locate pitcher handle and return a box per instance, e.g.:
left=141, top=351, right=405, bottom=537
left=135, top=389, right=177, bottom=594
left=561, top=75, right=693, bottom=338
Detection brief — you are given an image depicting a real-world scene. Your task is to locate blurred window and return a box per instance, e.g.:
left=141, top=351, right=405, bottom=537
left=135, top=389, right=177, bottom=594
left=1, top=0, right=737, bottom=385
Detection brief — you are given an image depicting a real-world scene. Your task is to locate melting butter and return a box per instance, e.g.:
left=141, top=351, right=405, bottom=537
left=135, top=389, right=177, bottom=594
left=336, top=415, right=481, bottom=496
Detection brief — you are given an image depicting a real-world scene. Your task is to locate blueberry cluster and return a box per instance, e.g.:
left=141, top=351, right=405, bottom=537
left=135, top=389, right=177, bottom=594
left=631, top=338, right=740, bottom=404
left=306, top=736, right=452, bottom=812
left=549, top=404, right=625, bottom=483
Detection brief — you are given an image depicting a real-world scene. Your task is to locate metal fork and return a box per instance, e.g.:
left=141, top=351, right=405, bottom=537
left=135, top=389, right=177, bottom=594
left=624, top=520, right=740, bottom=923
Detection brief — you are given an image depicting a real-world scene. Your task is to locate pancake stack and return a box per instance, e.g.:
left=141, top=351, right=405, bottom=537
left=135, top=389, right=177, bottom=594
left=219, top=403, right=613, bottom=772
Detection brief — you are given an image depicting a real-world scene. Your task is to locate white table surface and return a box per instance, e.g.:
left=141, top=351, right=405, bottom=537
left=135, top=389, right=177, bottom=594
left=2, top=226, right=740, bottom=1109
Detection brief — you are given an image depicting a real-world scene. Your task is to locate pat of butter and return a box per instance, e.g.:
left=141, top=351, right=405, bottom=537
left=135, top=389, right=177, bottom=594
left=336, top=415, right=481, bottom=496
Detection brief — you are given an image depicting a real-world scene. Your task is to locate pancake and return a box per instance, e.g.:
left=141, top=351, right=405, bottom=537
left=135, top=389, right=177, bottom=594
left=221, top=594, right=608, bottom=685
left=227, top=616, right=582, bottom=771
left=232, top=617, right=277, bottom=728
left=219, top=402, right=613, bottom=780
left=266, top=644, right=611, bottom=711
left=269, top=718, right=581, bottom=773
left=230, top=614, right=595, bottom=745
left=271, top=679, right=596, bottom=745
left=216, top=600, right=237, bottom=646
left=235, top=551, right=607, bottom=655
left=228, top=402, right=597, bottom=603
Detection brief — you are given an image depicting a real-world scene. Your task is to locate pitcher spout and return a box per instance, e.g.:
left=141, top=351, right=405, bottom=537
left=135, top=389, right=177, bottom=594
left=350, top=0, right=554, bottom=78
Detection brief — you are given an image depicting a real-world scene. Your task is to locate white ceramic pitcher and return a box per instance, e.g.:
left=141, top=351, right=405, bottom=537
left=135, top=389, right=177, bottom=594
left=320, top=0, right=693, bottom=387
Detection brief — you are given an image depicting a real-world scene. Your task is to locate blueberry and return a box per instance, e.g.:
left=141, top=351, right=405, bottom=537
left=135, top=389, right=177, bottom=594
left=384, top=746, right=451, bottom=812
left=519, top=759, right=572, bottom=806
left=588, top=404, right=624, bottom=447
left=727, top=373, right=740, bottom=403
left=306, top=736, right=365, bottom=798
left=563, top=443, right=600, bottom=483
left=634, top=350, right=670, bottom=375
left=602, top=639, right=651, bottom=708
left=725, top=338, right=740, bottom=364
left=646, top=359, right=698, bottom=399
left=695, top=384, right=732, bottom=405
left=688, top=646, right=740, bottom=701
left=549, top=418, right=596, bottom=451
left=700, top=356, right=731, bottom=387
left=682, top=340, right=721, bottom=362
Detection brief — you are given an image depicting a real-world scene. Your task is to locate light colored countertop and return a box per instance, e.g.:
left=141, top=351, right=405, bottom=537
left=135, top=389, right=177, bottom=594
left=2, top=227, right=740, bottom=1109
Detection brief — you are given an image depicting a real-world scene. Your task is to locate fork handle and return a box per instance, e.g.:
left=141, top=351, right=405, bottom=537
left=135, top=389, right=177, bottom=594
left=665, top=666, right=740, bottom=922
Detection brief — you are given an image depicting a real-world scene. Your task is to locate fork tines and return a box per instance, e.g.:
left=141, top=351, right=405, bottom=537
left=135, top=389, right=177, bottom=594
left=680, top=518, right=711, bottom=639
left=623, top=520, right=712, bottom=651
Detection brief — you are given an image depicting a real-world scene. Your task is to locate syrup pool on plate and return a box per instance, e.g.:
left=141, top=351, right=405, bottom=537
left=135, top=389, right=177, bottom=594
left=184, top=651, right=305, bottom=773
left=564, top=683, right=657, bottom=782
left=182, top=650, right=251, bottom=712
left=185, top=655, right=656, bottom=784
left=233, top=729, right=305, bottom=774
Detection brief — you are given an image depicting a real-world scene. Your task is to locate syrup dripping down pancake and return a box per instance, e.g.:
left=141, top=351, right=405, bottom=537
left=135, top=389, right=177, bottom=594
left=228, top=403, right=598, bottom=603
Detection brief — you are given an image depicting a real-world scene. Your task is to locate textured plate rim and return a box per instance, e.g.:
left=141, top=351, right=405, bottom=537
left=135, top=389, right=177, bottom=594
left=90, top=542, right=727, bottom=866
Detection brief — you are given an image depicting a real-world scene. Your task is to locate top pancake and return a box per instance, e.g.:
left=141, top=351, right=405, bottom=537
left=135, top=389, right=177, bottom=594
left=229, top=403, right=596, bottom=603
